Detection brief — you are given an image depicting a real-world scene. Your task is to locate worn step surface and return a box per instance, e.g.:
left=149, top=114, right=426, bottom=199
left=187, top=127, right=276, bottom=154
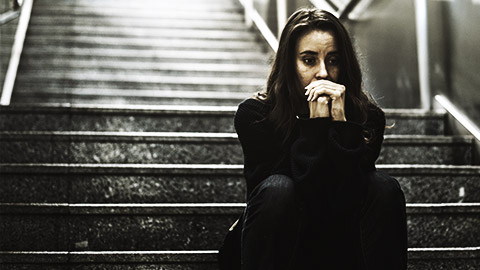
left=14, top=72, right=265, bottom=92
left=29, top=16, right=248, bottom=30
left=18, top=61, right=269, bottom=77
left=1, top=164, right=480, bottom=204
left=9, top=90, right=250, bottom=106
left=0, top=132, right=473, bottom=165
left=1, top=203, right=480, bottom=250
left=0, top=249, right=479, bottom=270
left=2, top=249, right=479, bottom=270
left=21, top=35, right=265, bottom=51
left=9, top=47, right=269, bottom=64
left=0, top=105, right=445, bottom=135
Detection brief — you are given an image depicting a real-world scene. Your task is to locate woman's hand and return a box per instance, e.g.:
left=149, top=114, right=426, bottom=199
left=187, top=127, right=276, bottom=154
left=304, top=80, right=346, bottom=121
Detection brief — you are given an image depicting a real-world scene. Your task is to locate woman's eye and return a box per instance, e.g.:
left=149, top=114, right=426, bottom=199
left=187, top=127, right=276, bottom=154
left=327, top=56, right=339, bottom=66
left=303, top=57, right=316, bottom=65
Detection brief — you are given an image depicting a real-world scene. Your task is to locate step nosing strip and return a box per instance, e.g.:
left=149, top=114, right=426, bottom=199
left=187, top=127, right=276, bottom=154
left=1, top=103, right=239, bottom=114
left=0, top=131, right=240, bottom=142
left=2, top=164, right=479, bottom=175
left=2, top=203, right=480, bottom=215
left=0, top=163, right=244, bottom=174
left=1, top=248, right=479, bottom=262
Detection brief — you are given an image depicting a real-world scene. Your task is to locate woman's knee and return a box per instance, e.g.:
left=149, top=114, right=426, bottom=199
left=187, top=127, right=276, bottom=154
left=247, top=174, right=298, bottom=216
left=366, top=171, right=406, bottom=210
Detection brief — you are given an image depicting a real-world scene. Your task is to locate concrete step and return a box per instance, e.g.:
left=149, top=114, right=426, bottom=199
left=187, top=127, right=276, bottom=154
left=32, top=2, right=242, bottom=12
left=10, top=90, right=250, bottom=106
left=18, top=61, right=269, bottom=76
left=13, top=74, right=264, bottom=92
left=29, top=1, right=243, bottom=15
left=1, top=163, right=479, bottom=204
left=21, top=26, right=256, bottom=40
left=22, top=35, right=265, bottom=51
left=378, top=135, right=473, bottom=165
left=29, top=16, right=247, bottom=31
left=1, top=248, right=479, bottom=269
left=33, top=0, right=240, bottom=9
left=30, top=7, right=244, bottom=21
left=12, top=47, right=269, bottom=63
left=0, top=164, right=246, bottom=204
left=13, top=48, right=269, bottom=66
left=1, top=203, right=480, bottom=250
left=0, top=105, right=445, bottom=135
left=16, top=67, right=267, bottom=80
left=13, top=80, right=261, bottom=94
left=0, top=132, right=473, bottom=165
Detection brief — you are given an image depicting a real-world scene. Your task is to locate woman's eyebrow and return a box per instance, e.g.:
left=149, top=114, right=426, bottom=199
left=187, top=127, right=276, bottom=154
left=299, top=50, right=318, bottom=55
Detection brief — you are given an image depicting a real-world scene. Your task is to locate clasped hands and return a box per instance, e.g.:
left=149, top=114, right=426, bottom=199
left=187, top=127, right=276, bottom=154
left=304, top=80, right=346, bottom=121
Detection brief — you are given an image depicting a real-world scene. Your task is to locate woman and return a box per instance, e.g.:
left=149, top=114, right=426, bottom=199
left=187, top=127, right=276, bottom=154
left=219, top=8, right=407, bottom=270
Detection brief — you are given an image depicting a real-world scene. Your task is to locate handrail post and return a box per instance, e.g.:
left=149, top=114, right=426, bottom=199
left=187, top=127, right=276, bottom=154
left=414, top=0, right=431, bottom=110
left=276, top=0, right=287, bottom=37
left=244, top=0, right=253, bottom=28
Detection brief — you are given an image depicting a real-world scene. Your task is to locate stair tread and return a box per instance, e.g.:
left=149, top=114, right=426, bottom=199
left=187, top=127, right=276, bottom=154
left=24, top=26, right=255, bottom=40
left=15, top=47, right=268, bottom=60
left=31, top=9, right=244, bottom=21
left=0, top=103, right=446, bottom=116
left=11, top=89, right=252, bottom=99
left=0, top=130, right=473, bottom=143
left=15, top=73, right=266, bottom=86
left=2, top=163, right=479, bottom=174
left=2, top=202, right=480, bottom=215
left=19, top=61, right=269, bottom=73
left=0, top=248, right=479, bottom=262
left=22, top=36, right=264, bottom=50
left=29, top=17, right=247, bottom=30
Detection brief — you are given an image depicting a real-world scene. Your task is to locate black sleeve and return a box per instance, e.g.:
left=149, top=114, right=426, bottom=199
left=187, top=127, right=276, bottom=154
left=360, top=106, right=386, bottom=170
left=234, top=99, right=281, bottom=195
left=290, top=107, right=385, bottom=216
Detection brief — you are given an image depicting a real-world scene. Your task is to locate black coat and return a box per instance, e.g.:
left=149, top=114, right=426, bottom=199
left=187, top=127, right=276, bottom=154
left=219, top=98, right=386, bottom=269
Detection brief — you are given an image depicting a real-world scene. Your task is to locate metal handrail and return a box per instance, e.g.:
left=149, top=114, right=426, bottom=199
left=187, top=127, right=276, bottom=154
left=0, top=0, right=33, bottom=106
left=310, top=0, right=361, bottom=19
left=238, top=0, right=279, bottom=52
left=0, top=0, right=21, bottom=25
left=338, top=0, right=361, bottom=20
left=435, top=95, right=480, bottom=142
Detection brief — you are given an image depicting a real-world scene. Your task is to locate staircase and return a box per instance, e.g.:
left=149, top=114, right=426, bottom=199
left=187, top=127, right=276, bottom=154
left=1, top=0, right=480, bottom=269
left=8, top=0, right=269, bottom=105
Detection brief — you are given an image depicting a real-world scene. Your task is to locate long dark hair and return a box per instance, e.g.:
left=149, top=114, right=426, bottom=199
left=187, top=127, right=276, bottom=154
left=257, top=8, right=376, bottom=142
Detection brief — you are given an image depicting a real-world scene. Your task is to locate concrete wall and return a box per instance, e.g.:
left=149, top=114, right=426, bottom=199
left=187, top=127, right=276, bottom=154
left=428, top=0, right=480, bottom=126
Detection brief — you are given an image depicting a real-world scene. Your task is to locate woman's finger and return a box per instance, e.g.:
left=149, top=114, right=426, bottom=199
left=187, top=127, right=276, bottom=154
left=308, top=87, right=339, bottom=101
left=305, top=80, right=345, bottom=91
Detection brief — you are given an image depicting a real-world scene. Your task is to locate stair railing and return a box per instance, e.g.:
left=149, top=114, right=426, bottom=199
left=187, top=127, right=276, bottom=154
left=311, top=0, right=361, bottom=20
left=0, top=0, right=33, bottom=106
left=238, top=0, right=279, bottom=52
left=435, top=95, right=480, bottom=163
left=0, top=0, right=21, bottom=24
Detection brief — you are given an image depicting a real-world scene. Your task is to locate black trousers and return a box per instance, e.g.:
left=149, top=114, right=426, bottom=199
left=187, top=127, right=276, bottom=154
left=240, top=172, right=408, bottom=270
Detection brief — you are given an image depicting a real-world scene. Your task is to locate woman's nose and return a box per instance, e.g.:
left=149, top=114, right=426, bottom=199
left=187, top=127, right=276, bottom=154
left=315, top=61, right=329, bottom=79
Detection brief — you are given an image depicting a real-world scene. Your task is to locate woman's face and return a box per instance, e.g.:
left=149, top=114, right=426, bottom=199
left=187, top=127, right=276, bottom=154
left=295, top=29, right=340, bottom=88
